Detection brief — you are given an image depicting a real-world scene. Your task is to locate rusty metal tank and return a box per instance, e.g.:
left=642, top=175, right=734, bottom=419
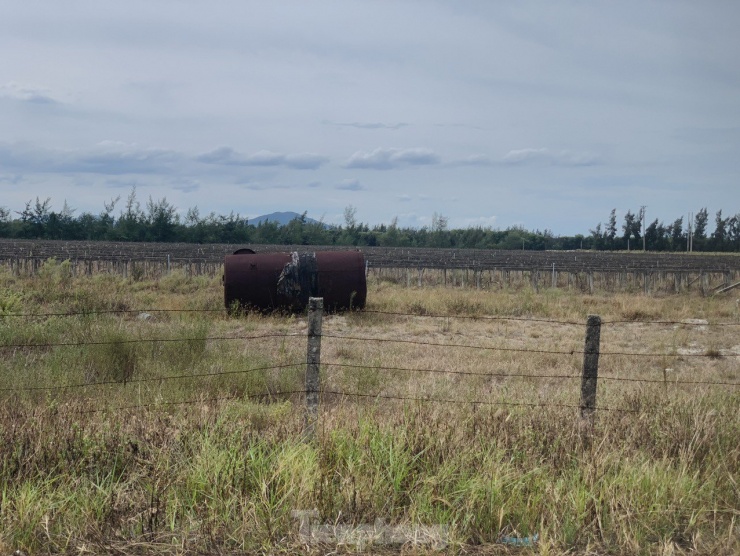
left=223, top=250, right=367, bottom=311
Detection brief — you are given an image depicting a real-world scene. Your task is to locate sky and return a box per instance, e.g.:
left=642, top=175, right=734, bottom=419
left=1, top=0, right=739, bottom=235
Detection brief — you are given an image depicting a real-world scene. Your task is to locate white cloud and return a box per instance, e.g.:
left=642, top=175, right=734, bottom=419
left=239, top=181, right=293, bottom=191
left=503, top=148, right=602, bottom=167
left=454, top=154, right=493, bottom=166
left=326, top=120, right=408, bottom=130
left=284, top=153, right=329, bottom=169
left=197, top=148, right=327, bottom=169
left=246, top=150, right=284, bottom=166
left=241, top=183, right=267, bottom=191
left=196, top=147, right=245, bottom=165
left=345, top=147, right=440, bottom=170
left=336, top=178, right=364, bottom=191
left=0, top=174, right=23, bottom=184
left=172, top=179, right=200, bottom=193
left=78, top=142, right=180, bottom=173
left=0, top=81, right=60, bottom=104
left=0, top=141, right=180, bottom=175
left=105, top=178, right=141, bottom=189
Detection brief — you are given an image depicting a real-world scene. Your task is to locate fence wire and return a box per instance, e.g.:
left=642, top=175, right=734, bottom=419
left=324, top=362, right=740, bottom=387
left=3, top=306, right=738, bottom=327
left=0, top=308, right=226, bottom=318
left=0, top=332, right=301, bottom=350
left=321, top=333, right=739, bottom=358
left=53, top=389, right=631, bottom=415
left=363, top=309, right=740, bottom=327
left=3, top=330, right=735, bottom=359
left=2, top=307, right=737, bottom=405
left=12, top=386, right=734, bottom=418
left=0, top=362, right=305, bottom=393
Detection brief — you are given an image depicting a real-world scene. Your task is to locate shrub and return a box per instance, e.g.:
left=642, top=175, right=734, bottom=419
left=0, top=288, right=22, bottom=316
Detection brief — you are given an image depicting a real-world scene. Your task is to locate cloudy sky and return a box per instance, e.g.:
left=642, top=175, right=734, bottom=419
left=1, top=1, right=738, bottom=234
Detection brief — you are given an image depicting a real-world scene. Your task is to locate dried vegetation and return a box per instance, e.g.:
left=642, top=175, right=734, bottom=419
left=0, top=261, right=738, bottom=555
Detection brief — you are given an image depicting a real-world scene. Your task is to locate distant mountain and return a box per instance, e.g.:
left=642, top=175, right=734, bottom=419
left=249, top=211, right=329, bottom=227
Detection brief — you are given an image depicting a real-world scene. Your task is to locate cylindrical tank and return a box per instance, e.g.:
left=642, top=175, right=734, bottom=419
left=223, top=250, right=367, bottom=311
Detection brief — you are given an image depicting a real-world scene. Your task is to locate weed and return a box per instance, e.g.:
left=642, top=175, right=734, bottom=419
left=0, top=288, right=22, bottom=315
left=444, top=295, right=485, bottom=316
left=0, top=271, right=738, bottom=554
left=407, top=301, right=428, bottom=315
left=86, top=328, right=139, bottom=383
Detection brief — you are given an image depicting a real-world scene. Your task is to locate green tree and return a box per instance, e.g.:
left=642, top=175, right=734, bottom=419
left=16, top=197, right=51, bottom=238
left=46, top=200, right=77, bottom=240
left=145, top=196, right=179, bottom=242
left=710, top=210, right=728, bottom=251
left=667, top=217, right=684, bottom=251
left=606, top=208, right=617, bottom=249
left=693, top=208, right=708, bottom=250
left=644, top=218, right=668, bottom=251
left=0, top=206, right=10, bottom=237
left=430, top=212, right=449, bottom=247
left=589, top=222, right=605, bottom=250
left=282, top=212, right=310, bottom=245
left=98, top=196, right=119, bottom=239
left=116, top=187, right=145, bottom=241
left=622, top=210, right=641, bottom=248
left=339, top=205, right=360, bottom=245
left=343, top=205, right=357, bottom=229
left=727, top=213, right=740, bottom=251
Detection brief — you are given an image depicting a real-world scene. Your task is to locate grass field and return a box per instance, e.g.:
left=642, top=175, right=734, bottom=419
left=0, top=260, right=738, bottom=555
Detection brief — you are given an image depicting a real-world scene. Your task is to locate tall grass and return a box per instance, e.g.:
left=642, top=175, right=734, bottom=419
left=0, top=262, right=738, bottom=554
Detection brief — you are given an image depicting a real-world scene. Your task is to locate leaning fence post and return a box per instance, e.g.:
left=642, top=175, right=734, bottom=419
left=580, top=315, right=601, bottom=426
left=305, top=297, right=323, bottom=441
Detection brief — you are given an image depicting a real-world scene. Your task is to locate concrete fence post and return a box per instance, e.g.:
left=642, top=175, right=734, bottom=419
left=551, top=263, right=556, bottom=289
left=305, top=297, right=323, bottom=441
left=580, top=315, right=601, bottom=425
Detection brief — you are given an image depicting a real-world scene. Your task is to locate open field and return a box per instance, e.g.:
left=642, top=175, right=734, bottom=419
left=0, top=260, right=738, bottom=555
left=1, top=239, right=739, bottom=296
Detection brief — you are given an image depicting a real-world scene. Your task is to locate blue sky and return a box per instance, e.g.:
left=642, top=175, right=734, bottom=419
left=1, top=1, right=738, bottom=234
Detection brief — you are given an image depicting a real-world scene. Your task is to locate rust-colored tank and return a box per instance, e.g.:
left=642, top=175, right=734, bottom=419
left=223, top=250, right=367, bottom=311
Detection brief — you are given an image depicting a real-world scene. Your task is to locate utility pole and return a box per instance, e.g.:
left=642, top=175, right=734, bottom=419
left=642, top=206, right=646, bottom=251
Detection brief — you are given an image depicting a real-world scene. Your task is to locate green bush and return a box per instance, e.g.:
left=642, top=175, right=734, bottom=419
left=87, top=329, right=139, bottom=384
left=0, top=288, right=22, bottom=316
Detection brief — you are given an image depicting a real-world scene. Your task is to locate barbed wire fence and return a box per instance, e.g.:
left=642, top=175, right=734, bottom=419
left=1, top=299, right=738, bottom=436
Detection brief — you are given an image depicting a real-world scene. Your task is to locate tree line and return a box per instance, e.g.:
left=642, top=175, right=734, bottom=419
left=1, top=190, right=738, bottom=252
left=588, top=206, right=740, bottom=252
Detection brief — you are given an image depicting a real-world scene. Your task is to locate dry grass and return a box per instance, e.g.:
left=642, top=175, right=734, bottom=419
left=0, top=263, right=738, bottom=555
